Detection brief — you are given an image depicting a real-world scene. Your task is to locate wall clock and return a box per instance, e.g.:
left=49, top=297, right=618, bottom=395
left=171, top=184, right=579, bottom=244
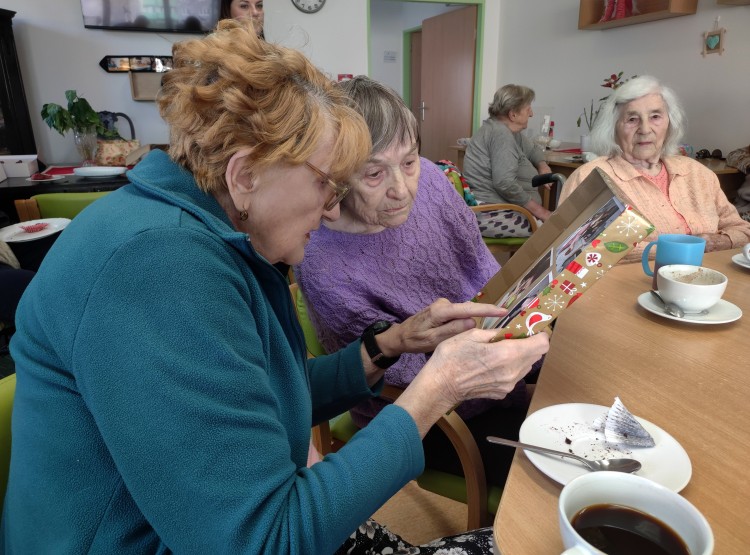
left=291, top=0, right=326, bottom=14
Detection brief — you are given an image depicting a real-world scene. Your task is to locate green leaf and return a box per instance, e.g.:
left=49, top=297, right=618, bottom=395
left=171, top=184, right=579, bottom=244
left=41, top=103, right=74, bottom=136
left=40, top=90, right=104, bottom=136
left=604, top=241, right=629, bottom=253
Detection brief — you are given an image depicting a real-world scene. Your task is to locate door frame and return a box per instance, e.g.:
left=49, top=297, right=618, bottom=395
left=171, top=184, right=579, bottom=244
left=400, top=0, right=485, bottom=133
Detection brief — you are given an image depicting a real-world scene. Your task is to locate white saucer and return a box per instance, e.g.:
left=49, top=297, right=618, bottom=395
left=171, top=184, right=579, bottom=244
left=518, top=403, right=691, bottom=492
left=73, top=166, right=127, bottom=177
left=0, top=218, right=71, bottom=243
left=732, top=253, right=750, bottom=269
left=637, top=292, right=742, bottom=324
left=25, top=174, right=64, bottom=183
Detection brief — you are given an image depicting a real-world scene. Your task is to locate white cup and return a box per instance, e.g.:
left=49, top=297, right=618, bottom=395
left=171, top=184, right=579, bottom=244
left=656, top=264, right=727, bottom=313
left=743, top=243, right=750, bottom=262
left=559, top=473, right=713, bottom=555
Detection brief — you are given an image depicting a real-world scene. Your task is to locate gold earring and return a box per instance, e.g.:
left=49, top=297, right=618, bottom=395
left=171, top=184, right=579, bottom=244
left=239, top=209, right=248, bottom=221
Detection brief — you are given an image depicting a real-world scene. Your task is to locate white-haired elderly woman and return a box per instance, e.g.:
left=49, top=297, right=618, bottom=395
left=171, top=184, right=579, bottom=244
left=463, top=84, right=553, bottom=237
left=560, top=75, right=750, bottom=263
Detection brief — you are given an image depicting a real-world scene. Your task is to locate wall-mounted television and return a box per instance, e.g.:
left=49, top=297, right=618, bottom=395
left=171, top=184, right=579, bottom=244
left=80, top=0, right=220, bottom=34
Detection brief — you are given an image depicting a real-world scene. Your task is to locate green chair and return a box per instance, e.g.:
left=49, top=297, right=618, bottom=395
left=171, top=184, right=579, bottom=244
left=14, top=192, right=111, bottom=222
left=0, top=373, right=16, bottom=519
left=290, top=284, right=500, bottom=529
left=436, top=160, right=539, bottom=258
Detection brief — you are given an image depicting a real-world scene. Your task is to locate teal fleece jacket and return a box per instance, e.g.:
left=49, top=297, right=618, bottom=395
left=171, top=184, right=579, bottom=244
left=2, top=151, right=424, bottom=554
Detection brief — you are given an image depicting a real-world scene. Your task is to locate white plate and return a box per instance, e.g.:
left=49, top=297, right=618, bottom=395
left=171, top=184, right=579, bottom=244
left=73, top=166, right=127, bottom=177
left=518, top=403, right=691, bottom=492
left=25, top=174, right=65, bottom=183
left=732, top=253, right=750, bottom=269
left=637, top=292, right=742, bottom=324
left=0, top=218, right=71, bottom=243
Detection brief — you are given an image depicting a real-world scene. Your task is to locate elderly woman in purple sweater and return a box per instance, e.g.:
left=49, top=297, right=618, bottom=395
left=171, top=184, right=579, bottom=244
left=295, top=76, right=538, bottom=487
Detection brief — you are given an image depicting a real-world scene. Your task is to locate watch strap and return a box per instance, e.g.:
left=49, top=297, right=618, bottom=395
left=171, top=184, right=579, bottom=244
left=362, top=321, right=401, bottom=369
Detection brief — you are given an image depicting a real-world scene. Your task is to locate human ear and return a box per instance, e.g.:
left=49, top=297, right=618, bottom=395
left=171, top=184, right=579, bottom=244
left=225, top=148, right=256, bottom=196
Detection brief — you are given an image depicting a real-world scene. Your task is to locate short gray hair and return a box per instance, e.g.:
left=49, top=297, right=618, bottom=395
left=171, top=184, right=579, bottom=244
left=590, top=75, right=686, bottom=157
left=336, top=76, right=419, bottom=154
left=488, top=84, right=535, bottom=118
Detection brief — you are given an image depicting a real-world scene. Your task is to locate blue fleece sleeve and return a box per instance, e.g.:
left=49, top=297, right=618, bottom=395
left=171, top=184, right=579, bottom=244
left=74, top=228, right=424, bottom=553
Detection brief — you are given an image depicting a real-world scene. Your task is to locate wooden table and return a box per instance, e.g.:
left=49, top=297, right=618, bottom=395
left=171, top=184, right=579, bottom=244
left=544, top=150, right=744, bottom=204
left=493, top=248, right=750, bottom=554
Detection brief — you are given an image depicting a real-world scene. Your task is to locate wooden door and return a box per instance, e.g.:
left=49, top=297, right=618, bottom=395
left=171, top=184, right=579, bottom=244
left=418, top=6, right=477, bottom=163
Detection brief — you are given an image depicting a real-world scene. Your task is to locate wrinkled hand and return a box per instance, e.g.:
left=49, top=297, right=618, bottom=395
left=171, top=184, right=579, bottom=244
left=379, top=298, right=507, bottom=357
left=395, top=329, right=550, bottom=437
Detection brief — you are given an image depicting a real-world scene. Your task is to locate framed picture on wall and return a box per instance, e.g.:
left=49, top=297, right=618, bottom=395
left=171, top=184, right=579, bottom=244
left=702, top=28, right=725, bottom=56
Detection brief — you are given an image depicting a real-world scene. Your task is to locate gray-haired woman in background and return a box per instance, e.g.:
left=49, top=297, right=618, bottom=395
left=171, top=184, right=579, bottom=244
left=463, top=84, right=553, bottom=235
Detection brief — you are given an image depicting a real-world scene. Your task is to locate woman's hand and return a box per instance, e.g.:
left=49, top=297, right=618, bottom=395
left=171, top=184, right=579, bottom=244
left=524, top=199, right=552, bottom=222
left=395, top=329, right=550, bottom=437
left=695, top=232, right=732, bottom=252
left=375, top=298, right=507, bottom=358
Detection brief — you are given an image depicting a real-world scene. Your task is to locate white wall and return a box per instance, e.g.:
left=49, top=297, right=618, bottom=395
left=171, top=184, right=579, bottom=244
left=10, top=0, right=747, bottom=163
left=369, top=0, right=461, bottom=92
left=496, top=0, right=750, bottom=154
left=6, top=0, right=368, bottom=165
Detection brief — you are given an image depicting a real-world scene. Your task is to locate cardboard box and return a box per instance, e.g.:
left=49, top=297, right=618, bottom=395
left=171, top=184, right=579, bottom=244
left=478, top=168, right=655, bottom=340
left=0, top=154, right=38, bottom=178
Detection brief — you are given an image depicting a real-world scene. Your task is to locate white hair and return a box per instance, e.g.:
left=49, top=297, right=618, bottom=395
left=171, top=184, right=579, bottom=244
left=590, top=75, right=686, bottom=157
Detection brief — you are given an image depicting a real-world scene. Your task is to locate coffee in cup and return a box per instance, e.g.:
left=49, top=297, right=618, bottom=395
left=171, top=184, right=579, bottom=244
left=559, top=473, right=713, bottom=555
left=642, top=234, right=706, bottom=290
left=656, top=265, right=727, bottom=314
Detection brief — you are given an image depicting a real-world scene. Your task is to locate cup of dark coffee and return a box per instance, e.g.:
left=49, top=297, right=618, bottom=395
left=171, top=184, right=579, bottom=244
left=558, top=473, right=713, bottom=555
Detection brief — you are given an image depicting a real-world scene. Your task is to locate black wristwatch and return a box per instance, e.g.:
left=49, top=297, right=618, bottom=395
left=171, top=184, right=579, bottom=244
left=361, top=321, right=401, bottom=369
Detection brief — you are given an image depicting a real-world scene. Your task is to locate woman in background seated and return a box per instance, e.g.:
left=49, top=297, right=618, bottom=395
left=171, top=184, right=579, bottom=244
left=220, top=0, right=264, bottom=38
left=4, top=22, right=549, bottom=554
left=295, top=76, right=540, bottom=489
left=463, top=84, right=553, bottom=236
left=560, top=75, right=750, bottom=263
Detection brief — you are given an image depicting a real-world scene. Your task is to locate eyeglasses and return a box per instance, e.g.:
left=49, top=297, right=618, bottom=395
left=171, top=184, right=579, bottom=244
left=305, top=161, right=351, bottom=211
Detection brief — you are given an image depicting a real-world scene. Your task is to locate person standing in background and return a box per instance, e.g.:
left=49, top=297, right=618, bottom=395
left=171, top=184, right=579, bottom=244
left=220, top=0, right=264, bottom=38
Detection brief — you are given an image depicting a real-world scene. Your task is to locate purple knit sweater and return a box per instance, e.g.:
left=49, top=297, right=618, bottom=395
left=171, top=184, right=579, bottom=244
left=295, top=158, right=502, bottom=428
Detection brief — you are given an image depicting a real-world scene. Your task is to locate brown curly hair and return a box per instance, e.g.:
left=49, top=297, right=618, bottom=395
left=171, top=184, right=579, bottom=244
left=157, top=19, right=371, bottom=193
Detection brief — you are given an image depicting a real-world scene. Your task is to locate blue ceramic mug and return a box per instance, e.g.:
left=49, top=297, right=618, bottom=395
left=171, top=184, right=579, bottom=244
left=642, top=234, right=706, bottom=288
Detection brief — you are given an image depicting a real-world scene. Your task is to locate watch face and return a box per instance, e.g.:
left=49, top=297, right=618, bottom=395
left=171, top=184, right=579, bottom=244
left=291, top=0, right=326, bottom=14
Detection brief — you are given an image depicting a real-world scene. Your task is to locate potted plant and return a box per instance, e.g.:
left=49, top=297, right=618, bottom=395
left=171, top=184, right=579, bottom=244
left=41, top=90, right=105, bottom=166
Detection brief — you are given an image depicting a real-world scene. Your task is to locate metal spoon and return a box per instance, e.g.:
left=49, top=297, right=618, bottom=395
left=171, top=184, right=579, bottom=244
left=649, top=290, right=709, bottom=318
left=650, top=289, right=685, bottom=318
left=486, top=436, right=642, bottom=473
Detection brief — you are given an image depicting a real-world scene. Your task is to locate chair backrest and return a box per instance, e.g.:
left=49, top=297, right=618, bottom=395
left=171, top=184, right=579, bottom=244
left=0, top=373, right=16, bottom=517
left=435, top=159, right=478, bottom=206
left=34, top=192, right=111, bottom=220
left=289, top=283, right=327, bottom=357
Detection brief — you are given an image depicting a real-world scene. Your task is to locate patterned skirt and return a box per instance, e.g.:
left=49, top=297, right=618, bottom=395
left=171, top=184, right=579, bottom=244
left=334, top=519, right=495, bottom=555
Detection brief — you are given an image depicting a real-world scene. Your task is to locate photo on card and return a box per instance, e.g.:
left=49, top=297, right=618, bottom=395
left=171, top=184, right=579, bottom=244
left=495, top=271, right=554, bottom=332
left=482, top=251, right=552, bottom=329
left=555, top=196, right=625, bottom=274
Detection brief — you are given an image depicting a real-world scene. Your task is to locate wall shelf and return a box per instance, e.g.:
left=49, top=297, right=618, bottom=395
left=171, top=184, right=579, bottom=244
left=578, top=0, right=698, bottom=30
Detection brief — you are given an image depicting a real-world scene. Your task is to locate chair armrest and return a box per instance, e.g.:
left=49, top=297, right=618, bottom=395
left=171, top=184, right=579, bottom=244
left=14, top=199, right=41, bottom=222
left=470, top=203, right=539, bottom=233
left=381, top=384, right=491, bottom=528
